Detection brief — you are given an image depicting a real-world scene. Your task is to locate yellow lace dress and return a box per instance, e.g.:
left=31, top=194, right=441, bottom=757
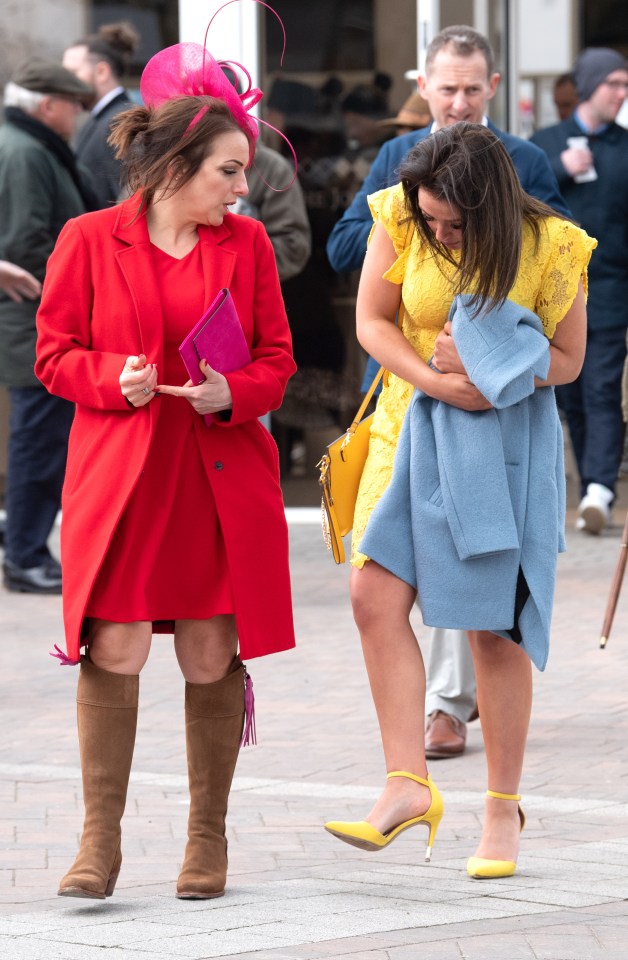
left=352, top=182, right=597, bottom=567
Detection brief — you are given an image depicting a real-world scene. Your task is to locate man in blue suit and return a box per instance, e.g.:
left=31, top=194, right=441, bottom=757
left=326, top=25, right=570, bottom=760
left=327, top=27, right=569, bottom=275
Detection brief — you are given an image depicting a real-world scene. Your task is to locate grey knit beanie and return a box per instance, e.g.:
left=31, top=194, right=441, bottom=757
left=572, top=47, right=628, bottom=102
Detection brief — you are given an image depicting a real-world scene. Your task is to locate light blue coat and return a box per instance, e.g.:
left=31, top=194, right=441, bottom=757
left=360, top=295, right=566, bottom=670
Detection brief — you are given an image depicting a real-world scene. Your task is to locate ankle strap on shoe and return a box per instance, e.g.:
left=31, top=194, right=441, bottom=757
left=486, top=789, right=521, bottom=801
left=387, top=770, right=430, bottom=787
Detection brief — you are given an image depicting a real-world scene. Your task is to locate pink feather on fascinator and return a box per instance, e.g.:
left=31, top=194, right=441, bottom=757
left=140, top=42, right=261, bottom=143
left=139, top=0, right=296, bottom=188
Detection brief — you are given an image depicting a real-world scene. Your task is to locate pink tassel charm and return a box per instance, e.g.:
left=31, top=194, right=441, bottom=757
left=241, top=666, right=256, bottom=747
left=49, top=644, right=80, bottom=666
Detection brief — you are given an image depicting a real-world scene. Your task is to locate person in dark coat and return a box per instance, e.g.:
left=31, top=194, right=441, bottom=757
left=63, top=21, right=140, bottom=207
left=552, top=73, right=578, bottom=122
left=531, top=47, right=628, bottom=534
left=0, top=262, right=41, bottom=551
left=0, top=58, right=95, bottom=594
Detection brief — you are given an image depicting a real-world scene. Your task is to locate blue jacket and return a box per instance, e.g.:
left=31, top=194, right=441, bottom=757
left=326, top=119, right=571, bottom=274
left=531, top=116, right=628, bottom=331
left=359, top=295, right=565, bottom=671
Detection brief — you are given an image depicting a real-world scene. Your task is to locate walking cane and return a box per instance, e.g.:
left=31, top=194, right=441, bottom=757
left=599, top=509, right=628, bottom=648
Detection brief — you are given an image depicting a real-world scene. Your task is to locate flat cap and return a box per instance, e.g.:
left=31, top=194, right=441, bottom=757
left=11, top=57, right=93, bottom=102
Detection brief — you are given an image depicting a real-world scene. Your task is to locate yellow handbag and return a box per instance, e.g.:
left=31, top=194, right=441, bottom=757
left=318, top=366, right=385, bottom=563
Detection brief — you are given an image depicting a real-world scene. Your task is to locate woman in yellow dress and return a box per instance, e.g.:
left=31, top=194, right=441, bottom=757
left=324, top=123, right=595, bottom=878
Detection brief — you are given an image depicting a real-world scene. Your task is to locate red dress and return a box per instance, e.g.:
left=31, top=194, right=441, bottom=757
left=37, top=198, right=296, bottom=664
left=87, top=243, right=234, bottom=625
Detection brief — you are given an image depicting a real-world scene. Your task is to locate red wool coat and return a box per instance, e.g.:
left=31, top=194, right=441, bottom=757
left=35, top=195, right=297, bottom=665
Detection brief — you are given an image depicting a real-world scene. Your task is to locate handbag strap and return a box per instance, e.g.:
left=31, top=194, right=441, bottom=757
left=347, top=366, right=385, bottom=436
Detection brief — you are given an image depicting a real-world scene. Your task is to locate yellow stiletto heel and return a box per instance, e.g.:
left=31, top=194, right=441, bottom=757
left=324, top=770, right=444, bottom=863
left=467, top=789, right=526, bottom=879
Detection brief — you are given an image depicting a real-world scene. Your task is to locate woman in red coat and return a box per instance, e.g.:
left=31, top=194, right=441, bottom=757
left=35, top=86, right=296, bottom=901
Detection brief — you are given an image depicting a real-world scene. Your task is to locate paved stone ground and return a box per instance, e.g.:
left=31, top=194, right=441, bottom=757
left=1, top=478, right=628, bottom=959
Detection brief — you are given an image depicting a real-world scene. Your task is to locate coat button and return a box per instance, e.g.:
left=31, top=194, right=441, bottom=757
left=214, top=461, right=224, bottom=471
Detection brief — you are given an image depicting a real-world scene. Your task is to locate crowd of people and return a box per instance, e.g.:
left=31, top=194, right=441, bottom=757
left=0, top=4, right=627, bottom=904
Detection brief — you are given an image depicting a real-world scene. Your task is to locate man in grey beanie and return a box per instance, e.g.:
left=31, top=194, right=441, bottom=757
left=531, top=49, right=628, bottom=534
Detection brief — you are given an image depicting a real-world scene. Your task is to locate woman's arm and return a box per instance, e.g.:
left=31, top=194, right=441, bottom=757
left=36, top=220, right=140, bottom=410
left=536, top=281, right=587, bottom=386
left=434, top=281, right=587, bottom=390
left=356, top=224, right=491, bottom=411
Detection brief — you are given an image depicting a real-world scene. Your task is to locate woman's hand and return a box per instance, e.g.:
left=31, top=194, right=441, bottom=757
left=432, top=321, right=466, bottom=374
left=157, top=360, right=233, bottom=415
left=432, top=371, right=493, bottom=411
left=429, top=322, right=491, bottom=409
left=119, top=354, right=159, bottom=407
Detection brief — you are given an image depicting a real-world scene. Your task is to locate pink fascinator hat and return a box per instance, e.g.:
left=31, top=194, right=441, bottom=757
left=140, top=42, right=262, bottom=144
left=139, top=0, right=295, bottom=186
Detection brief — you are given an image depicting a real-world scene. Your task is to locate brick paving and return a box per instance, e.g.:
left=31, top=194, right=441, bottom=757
left=1, top=476, right=628, bottom=959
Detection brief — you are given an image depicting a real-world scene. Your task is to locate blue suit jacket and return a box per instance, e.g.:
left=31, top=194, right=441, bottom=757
left=326, top=119, right=571, bottom=274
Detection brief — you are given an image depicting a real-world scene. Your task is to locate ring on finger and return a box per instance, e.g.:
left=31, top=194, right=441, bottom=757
left=142, top=386, right=151, bottom=396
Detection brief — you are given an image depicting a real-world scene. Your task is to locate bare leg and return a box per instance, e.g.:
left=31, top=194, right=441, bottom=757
left=174, top=615, right=238, bottom=683
left=87, top=619, right=152, bottom=673
left=350, top=562, right=432, bottom=831
left=467, top=631, right=532, bottom=861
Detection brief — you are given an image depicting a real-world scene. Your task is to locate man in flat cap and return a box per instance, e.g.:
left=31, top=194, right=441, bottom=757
left=0, top=57, right=97, bottom=593
left=532, top=48, right=628, bottom=535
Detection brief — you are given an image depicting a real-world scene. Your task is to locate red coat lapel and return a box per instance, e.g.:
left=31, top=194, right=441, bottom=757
left=198, top=221, right=237, bottom=310
left=112, top=197, right=165, bottom=372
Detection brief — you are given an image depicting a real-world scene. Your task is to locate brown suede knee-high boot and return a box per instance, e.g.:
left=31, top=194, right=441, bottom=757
left=176, top=657, right=245, bottom=900
left=58, top=657, right=139, bottom=899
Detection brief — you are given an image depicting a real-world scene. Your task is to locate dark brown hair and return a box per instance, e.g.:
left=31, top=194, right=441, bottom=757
left=108, top=96, right=255, bottom=215
left=70, top=22, right=140, bottom=80
left=398, top=122, right=568, bottom=312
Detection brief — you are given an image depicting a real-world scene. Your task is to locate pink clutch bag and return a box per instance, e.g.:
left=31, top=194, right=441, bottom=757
left=179, top=288, right=251, bottom=426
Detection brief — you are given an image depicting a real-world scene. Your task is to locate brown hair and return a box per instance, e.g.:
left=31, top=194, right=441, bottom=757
left=398, top=122, right=568, bottom=312
left=425, top=24, right=495, bottom=77
left=70, top=22, right=140, bottom=80
left=108, top=95, right=255, bottom=215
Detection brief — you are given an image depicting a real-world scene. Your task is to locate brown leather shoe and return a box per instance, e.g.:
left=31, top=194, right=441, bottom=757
left=425, top=710, right=467, bottom=759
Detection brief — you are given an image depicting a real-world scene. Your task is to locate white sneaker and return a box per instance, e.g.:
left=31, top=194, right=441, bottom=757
left=576, top=483, right=613, bottom=534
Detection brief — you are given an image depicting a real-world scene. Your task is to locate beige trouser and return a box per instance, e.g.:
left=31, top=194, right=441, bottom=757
left=424, top=627, right=477, bottom=723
